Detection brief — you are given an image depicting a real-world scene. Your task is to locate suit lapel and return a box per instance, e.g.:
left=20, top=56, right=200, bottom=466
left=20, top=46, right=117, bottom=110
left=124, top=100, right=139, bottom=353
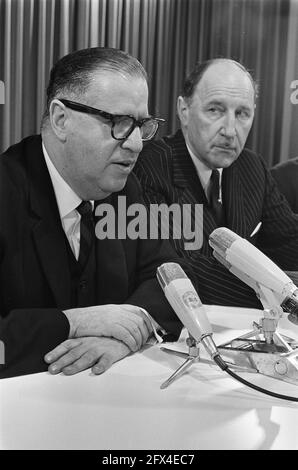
left=171, top=130, right=207, bottom=203
left=222, top=161, right=247, bottom=236
left=170, top=131, right=219, bottom=247
left=26, top=136, right=71, bottom=308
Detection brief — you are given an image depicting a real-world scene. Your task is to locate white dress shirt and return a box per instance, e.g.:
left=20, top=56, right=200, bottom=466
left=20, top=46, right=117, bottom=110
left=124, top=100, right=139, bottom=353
left=43, top=142, right=86, bottom=260
left=42, top=142, right=163, bottom=342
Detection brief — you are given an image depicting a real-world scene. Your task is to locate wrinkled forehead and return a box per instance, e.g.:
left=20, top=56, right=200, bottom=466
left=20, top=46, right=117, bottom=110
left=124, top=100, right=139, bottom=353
left=195, top=62, right=255, bottom=106
left=87, top=69, right=148, bottom=95
left=85, top=70, right=149, bottom=115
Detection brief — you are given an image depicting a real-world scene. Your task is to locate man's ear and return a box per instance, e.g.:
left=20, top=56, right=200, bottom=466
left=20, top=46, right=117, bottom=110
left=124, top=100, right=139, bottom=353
left=177, top=96, right=189, bottom=127
left=49, top=99, right=68, bottom=142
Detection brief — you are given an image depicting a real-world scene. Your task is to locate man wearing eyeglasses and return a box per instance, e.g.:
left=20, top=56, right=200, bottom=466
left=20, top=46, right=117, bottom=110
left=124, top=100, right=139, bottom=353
left=0, top=47, right=190, bottom=378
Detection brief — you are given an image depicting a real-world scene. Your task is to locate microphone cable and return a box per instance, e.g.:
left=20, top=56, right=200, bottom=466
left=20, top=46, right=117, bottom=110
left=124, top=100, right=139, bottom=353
left=213, top=354, right=298, bottom=402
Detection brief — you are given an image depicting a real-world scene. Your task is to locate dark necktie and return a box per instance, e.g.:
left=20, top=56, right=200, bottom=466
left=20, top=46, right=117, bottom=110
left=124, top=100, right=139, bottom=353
left=77, top=201, right=94, bottom=269
left=209, top=169, right=225, bottom=226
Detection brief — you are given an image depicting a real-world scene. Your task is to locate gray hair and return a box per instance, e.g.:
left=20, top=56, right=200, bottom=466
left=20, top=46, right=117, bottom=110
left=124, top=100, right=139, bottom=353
left=42, top=47, right=147, bottom=125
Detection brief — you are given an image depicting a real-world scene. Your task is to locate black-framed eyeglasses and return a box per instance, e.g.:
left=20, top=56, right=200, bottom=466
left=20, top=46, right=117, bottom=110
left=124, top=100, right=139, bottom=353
left=59, top=99, right=165, bottom=141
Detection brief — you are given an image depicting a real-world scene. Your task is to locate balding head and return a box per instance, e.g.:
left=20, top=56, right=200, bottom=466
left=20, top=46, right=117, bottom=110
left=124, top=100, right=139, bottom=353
left=182, top=58, right=257, bottom=104
left=177, top=58, right=255, bottom=170
left=197, top=60, right=255, bottom=108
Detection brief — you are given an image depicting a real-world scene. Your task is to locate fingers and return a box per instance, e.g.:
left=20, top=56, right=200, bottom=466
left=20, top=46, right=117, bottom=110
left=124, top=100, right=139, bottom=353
left=92, top=356, right=112, bottom=375
left=45, top=339, right=89, bottom=375
left=113, top=308, right=152, bottom=350
left=67, top=305, right=148, bottom=352
left=61, top=350, right=100, bottom=375
left=92, top=341, right=130, bottom=375
left=121, top=305, right=153, bottom=344
left=113, top=321, right=145, bottom=352
left=128, top=318, right=150, bottom=348
left=111, top=322, right=139, bottom=352
left=44, top=337, right=130, bottom=376
left=137, top=316, right=151, bottom=344
left=63, top=305, right=153, bottom=357
left=113, top=318, right=151, bottom=352
left=44, top=339, right=81, bottom=367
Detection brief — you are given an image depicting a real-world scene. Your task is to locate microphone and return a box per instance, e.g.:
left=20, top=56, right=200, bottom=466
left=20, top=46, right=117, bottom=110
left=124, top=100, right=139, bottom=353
left=156, top=263, right=220, bottom=360
left=209, top=227, right=298, bottom=323
left=156, top=262, right=298, bottom=401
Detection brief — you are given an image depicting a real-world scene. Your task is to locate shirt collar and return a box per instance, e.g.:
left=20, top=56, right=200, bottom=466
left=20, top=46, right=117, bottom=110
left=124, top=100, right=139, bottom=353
left=186, top=142, right=223, bottom=198
left=42, top=142, right=82, bottom=218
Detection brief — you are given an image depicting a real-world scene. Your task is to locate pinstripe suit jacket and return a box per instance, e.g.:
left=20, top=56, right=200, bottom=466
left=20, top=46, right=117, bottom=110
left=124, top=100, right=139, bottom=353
left=134, top=130, right=298, bottom=308
left=271, top=157, right=298, bottom=213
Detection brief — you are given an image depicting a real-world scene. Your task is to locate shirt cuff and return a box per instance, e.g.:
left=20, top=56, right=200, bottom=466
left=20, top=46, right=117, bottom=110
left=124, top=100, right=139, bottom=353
left=138, top=307, right=165, bottom=344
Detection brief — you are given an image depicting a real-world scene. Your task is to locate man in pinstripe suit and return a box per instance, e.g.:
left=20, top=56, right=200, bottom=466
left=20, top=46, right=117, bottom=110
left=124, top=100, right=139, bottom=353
left=271, top=157, right=298, bottom=214
left=134, top=58, right=298, bottom=309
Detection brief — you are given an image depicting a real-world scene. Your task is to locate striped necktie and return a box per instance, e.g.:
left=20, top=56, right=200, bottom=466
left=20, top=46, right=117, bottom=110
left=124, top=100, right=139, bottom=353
left=77, top=201, right=94, bottom=269
left=209, top=170, right=225, bottom=226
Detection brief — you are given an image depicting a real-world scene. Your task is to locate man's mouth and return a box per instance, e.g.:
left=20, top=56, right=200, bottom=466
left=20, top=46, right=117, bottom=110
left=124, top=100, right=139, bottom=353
left=214, top=144, right=236, bottom=151
left=113, top=160, right=136, bottom=171
left=115, top=160, right=135, bottom=166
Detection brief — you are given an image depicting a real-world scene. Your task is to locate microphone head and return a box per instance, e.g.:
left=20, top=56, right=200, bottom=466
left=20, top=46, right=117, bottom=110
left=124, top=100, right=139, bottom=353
left=156, top=262, right=188, bottom=289
left=209, top=227, right=240, bottom=252
left=157, top=263, right=203, bottom=310
left=156, top=262, right=210, bottom=339
left=210, top=227, right=298, bottom=318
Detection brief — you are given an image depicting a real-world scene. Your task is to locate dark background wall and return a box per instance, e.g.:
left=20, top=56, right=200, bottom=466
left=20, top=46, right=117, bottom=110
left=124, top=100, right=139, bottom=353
left=1, top=0, right=298, bottom=166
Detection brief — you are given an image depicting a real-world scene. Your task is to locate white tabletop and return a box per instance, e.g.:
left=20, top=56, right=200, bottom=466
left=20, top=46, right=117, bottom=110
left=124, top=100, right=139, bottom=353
left=1, top=305, right=298, bottom=450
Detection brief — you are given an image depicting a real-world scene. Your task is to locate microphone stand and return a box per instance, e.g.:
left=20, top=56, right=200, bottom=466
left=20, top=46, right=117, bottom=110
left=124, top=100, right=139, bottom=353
left=211, top=263, right=298, bottom=385
left=160, top=289, right=298, bottom=389
left=160, top=332, right=257, bottom=389
left=160, top=334, right=201, bottom=389
left=216, top=307, right=298, bottom=385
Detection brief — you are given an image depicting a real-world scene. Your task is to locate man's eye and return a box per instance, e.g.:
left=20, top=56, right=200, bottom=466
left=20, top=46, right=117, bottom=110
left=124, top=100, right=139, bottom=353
left=206, top=107, right=223, bottom=117
left=208, top=107, right=221, bottom=113
left=237, top=110, right=250, bottom=119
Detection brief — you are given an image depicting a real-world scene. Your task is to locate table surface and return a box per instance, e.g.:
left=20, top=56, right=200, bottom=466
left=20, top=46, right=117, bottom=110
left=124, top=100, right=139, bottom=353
left=1, top=305, right=298, bottom=450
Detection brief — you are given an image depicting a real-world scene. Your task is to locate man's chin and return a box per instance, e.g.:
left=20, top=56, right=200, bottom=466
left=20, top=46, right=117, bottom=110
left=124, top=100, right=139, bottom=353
left=99, top=178, right=128, bottom=198
left=212, top=149, right=239, bottom=168
left=95, top=190, right=112, bottom=201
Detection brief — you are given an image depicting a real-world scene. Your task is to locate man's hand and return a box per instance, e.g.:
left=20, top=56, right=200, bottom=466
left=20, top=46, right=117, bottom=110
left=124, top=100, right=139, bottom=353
left=63, top=304, right=152, bottom=352
left=44, top=337, right=131, bottom=375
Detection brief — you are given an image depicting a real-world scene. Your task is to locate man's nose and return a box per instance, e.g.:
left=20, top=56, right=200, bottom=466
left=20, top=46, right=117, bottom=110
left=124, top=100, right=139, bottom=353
left=122, top=126, right=143, bottom=153
left=220, top=113, right=236, bottom=138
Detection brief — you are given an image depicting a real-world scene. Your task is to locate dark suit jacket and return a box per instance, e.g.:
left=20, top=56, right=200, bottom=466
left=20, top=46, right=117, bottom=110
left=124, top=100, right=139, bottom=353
left=134, top=130, right=298, bottom=308
left=271, top=157, right=298, bottom=213
left=0, top=135, right=191, bottom=378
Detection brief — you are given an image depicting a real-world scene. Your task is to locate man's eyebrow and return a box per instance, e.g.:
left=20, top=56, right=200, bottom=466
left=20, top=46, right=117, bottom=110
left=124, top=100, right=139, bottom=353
left=204, top=99, right=253, bottom=111
left=204, top=100, right=225, bottom=107
left=237, top=104, right=253, bottom=111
